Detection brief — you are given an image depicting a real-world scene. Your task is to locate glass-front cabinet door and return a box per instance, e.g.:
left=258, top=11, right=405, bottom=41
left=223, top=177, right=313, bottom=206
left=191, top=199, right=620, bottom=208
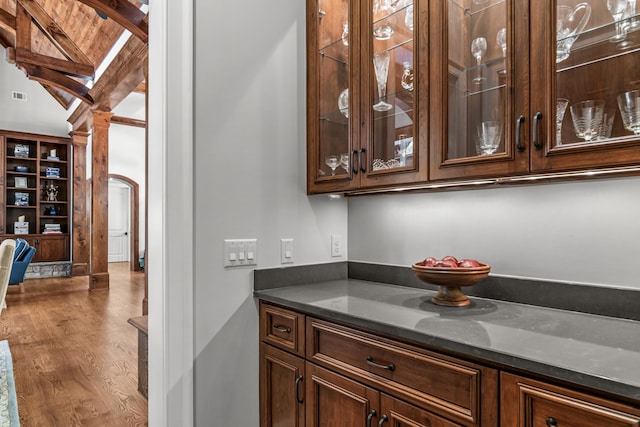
left=530, top=0, right=640, bottom=172
left=308, top=0, right=360, bottom=194
left=307, top=0, right=428, bottom=194
left=429, top=0, right=530, bottom=181
left=358, top=0, right=428, bottom=189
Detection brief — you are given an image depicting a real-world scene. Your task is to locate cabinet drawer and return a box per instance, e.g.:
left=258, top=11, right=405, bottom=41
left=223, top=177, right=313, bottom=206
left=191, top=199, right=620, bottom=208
left=307, top=318, right=498, bottom=426
left=501, top=373, right=640, bottom=427
left=260, top=302, right=305, bottom=357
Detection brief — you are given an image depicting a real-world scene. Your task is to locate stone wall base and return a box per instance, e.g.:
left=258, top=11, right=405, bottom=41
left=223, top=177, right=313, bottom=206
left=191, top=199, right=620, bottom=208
left=26, top=262, right=72, bottom=279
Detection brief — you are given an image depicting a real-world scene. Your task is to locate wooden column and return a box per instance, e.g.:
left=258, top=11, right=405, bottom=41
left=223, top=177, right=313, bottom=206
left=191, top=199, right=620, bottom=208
left=90, top=111, right=113, bottom=290
left=71, top=130, right=90, bottom=276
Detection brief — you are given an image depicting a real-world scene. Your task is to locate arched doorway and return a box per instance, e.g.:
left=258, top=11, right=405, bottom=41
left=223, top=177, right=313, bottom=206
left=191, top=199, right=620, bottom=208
left=108, top=174, right=142, bottom=272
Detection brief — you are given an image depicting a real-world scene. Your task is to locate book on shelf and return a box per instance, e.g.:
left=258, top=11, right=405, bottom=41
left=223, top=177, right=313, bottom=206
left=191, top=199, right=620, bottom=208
left=45, top=167, right=61, bottom=178
left=43, top=224, right=62, bottom=234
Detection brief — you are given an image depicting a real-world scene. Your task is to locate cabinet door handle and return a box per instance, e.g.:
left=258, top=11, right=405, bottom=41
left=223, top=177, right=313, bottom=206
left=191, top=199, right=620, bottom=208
left=272, top=324, right=291, bottom=334
left=546, top=417, right=558, bottom=426
left=378, top=415, right=388, bottom=426
left=359, top=148, right=367, bottom=173
left=366, top=409, right=376, bottom=427
left=366, top=356, right=395, bottom=371
left=352, top=150, right=359, bottom=175
left=533, top=111, right=543, bottom=150
left=515, top=115, right=526, bottom=152
left=295, top=375, right=303, bottom=403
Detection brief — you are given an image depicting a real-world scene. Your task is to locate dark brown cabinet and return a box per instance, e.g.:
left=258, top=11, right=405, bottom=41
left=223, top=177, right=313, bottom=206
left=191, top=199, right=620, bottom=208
left=0, top=130, right=71, bottom=261
left=501, top=373, right=640, bottom=427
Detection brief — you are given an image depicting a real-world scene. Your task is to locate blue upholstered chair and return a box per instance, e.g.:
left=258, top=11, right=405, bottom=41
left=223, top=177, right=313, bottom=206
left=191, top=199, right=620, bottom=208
left=9, top=238, right=35, bottom=294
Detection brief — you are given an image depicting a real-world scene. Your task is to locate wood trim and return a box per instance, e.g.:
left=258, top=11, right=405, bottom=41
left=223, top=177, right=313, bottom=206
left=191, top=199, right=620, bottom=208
left=0, top=8, right=16, bottom=33
left=108, top=174, right=142, bottom=272
left=21, top=63, right=94, bottom=105
left=111, top=116, right=146, bottom=128
left=15, top=3, right=31, bottom=50
left=71, top=131, right=90, bottom=277
left=15, top=48, right=94, bottom=79
left=75, top=0, right=148, bottom=43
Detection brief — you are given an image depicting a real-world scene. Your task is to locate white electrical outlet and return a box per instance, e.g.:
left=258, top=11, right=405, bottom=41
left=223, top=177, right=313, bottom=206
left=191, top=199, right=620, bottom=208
left=331, top=234, right=343, bottom=257
left=281, top=239, right=294, bottom=264
left=224, top=239, right=257, bottom=267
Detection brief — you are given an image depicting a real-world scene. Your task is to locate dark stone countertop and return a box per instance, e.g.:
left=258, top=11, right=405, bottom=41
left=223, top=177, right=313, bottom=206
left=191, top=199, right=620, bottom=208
left=254, top=279, right=640, bottom=402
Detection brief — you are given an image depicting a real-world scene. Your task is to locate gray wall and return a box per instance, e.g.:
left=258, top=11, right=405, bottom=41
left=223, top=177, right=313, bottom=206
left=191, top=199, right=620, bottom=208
left=349, top=176, right=640, bottom=289
left=193, top=0, right=347, bottom=425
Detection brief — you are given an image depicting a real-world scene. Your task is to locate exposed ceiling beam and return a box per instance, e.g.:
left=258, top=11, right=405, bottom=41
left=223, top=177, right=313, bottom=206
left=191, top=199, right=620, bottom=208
left=75, top=0, right=148, bottom=43
left=134, top=80, right=146, bottom=94
left=15, top=3, right=31, bottom=50
left=14, top=48, right=94, bottom=79
left=17, top=0, right=93, bottom=66
left=0, top=8, right=16, bottom=32
left=21, top=63, right=94, bottom=105
left=111, top=115, right=145, bottom=128
left=0, top=33, right=12, bottom=49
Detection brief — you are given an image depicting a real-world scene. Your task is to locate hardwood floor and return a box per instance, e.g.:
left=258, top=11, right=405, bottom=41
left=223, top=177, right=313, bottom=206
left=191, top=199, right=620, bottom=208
left=0, top=262, right=148, bottom=426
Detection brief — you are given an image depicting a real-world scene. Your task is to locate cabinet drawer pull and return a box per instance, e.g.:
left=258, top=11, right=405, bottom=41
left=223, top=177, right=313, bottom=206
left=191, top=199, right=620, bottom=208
left=378, top=415, right=388, bottom=426
left=533, top=111, right=543, bottom=150
left=272, top=324, right=291, bottom=334
left=352, top=150, right=359, bottom=174
left=366, top=409, right=376, bottom=427
left=295, top=375, right=304, bottom=403
left=546, top=417, right=558, bottom=426
left=516, top=115, right=526, bottom=152
left=359, top=148, right=367, bottom=173
left=366, top=356, right=395, bottom=371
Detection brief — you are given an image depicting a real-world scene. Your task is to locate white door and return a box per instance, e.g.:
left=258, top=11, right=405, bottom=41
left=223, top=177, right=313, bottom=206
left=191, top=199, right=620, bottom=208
left=108, top=181, right=131, bottom=263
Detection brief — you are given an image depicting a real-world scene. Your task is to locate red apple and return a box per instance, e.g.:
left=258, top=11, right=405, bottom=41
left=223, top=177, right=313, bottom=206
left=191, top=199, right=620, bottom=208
left=458, top=259, right=481, bottom=268
left=434, top=260, right=458, bottom=268
left=442, top=255, right=459, bottom=264
left=422, top=256, right=437, bottom=267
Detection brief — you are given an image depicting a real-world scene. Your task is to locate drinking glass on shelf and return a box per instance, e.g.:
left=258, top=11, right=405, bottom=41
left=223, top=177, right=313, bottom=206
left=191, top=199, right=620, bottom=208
left=404, top=4, right=414, bottom=31
left=597, top=111, right=615, bottom=140
left=626, top=0, right=640, bottom=31
left=373, top=51, right=393, bottom=112
left=496, top=28, right=507, bottom=75
left=373, top=0, right=396, bottom=40
left=471, top=37, right=487, bottom=84
left=570, top=100, right=605, bottom=141
left=617, top=90, right=640, bottom=135
left=325, top=155, right=340, bottom=176
left=607, top=0, right=633, bottom=49
left=556, top=98, right=569, bottom=144
left=338, top=88, right=349, bottom=118
left=477, top=121, right=502, bottom=155
left=340, top=153, right=350, bottom=173
left=341, top=22, right=349, bottom=47
left=401, top=62, right=414, bottom=91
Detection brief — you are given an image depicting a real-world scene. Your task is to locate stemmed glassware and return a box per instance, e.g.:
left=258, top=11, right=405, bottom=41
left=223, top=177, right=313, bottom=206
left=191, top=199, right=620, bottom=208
left=373, top=51, right=393, bottom=111
left=471, top=37, right=487, bottom=84
left=340, top=153, right=350, bottom=173
left=496, top=28, right=507, bottom=75
left=570, top=100, right=605, bottom=141
left=617, top=90, right=640, bottom=135
left=625, top=0, right=640, bottom=32
left=607, top=0, right=633, bottom=49
left=556, top=98, right=569, bottom=144
left=405, top=4, right=414, bottom=31
left=373, top=0, right=396, bottom=40
left=325, top=155, right=340, bottom=176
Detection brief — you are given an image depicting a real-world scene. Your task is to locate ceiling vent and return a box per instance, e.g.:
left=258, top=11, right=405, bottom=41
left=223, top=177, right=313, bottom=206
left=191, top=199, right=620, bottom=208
left=11, top=91, right=27, bottom=102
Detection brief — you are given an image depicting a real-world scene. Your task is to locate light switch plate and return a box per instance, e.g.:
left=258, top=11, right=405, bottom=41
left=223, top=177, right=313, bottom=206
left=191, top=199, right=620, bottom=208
left=281, top=238, right=294, bottom=264
left=224, top=239, right=257, bottom=267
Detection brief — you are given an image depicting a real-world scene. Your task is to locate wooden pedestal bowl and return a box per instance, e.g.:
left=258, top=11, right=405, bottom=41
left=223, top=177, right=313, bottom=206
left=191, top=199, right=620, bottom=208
left=411, top=262, right=491, bottom=307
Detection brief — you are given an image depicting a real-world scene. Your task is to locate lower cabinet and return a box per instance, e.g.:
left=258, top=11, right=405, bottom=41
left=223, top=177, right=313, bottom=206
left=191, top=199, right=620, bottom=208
left=260, top=302, right=640, bottom=427
left=501, top=373, right=640, bottom=427
left=31, top=234, right=69, bottom=262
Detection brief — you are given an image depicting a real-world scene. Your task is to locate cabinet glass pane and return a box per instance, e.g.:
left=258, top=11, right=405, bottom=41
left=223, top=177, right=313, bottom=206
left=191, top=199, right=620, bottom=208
left=447, top=0, right=507, bottom=160
left=318, top=0, right=351, bottom=178
left=370, top=0, right=416, bottom=172
left=555, top=0, right=640, bottom=147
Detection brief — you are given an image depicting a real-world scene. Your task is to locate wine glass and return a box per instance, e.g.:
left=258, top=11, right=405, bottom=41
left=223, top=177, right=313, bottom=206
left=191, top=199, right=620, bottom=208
left=471, top=37, right=487, bottom=84
left=325, top=155, right=340, bottom=176
left=496, top=28, right=507, bottom=75
left=405, top=4, right=414, bottom=31
left=373, top=51, right=393, bottom=112
left=556, top=98, right=569, bottom=145
left=570, top=100, right=605, bottom=141
left=373, top=0, right=396, bottom=40
left=625, top=0, right=640, bottom=32
left=607, top=0, right=633, bottom=49
left=476, top=121, right=502, bottom=155
left=617, top=90, right=640, bottom=135
left=340, top=153, right=350, bottom=172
